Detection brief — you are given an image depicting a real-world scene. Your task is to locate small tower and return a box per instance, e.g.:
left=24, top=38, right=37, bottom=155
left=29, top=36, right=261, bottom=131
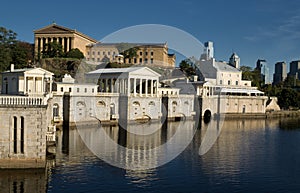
left=229, top=52, right=240, bottom=69
left=200, top=41, right=214, bottom=60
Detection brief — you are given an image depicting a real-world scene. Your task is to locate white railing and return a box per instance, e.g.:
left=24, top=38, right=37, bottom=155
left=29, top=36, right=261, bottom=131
left=0, top=96, right=46, bottom=106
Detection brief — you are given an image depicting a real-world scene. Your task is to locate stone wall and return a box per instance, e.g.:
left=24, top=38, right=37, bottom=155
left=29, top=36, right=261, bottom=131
left=0, top=106, right=48, bottom=168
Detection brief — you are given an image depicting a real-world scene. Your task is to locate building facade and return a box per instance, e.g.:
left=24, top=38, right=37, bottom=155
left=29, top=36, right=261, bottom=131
left=273, top=62, right=287, bottom=85
left=86, top=43, right=176, bottom=68
left=34, top=23, right=98, bottom=59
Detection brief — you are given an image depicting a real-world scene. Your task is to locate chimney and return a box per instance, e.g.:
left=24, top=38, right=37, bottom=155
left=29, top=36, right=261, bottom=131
left=10, top=64, right=14, bottom=72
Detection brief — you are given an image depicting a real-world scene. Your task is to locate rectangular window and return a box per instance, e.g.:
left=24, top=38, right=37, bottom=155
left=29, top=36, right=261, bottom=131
left=151, top=58, right=153, bottom=64
left=140, top=52, right=142, bottom=56
left=228, top=80, right=231, bottom=85
left=151, top=51, right=154, bottom=56
left=129, top=58, right=131, bottom=63
left=236, top=81, right=239, bottom=85
left=87, top=52, right=90, bottom=55
left=60, top=87, right=63, bottom=92
left=92, top=88, right=94, bottom=93
left=21, top=116, right=24, bottom=154
left=113, top=51, right=116, bottom=55
left=85, top=88, right=87, bottom=93
left=139, top=58, right=142, bottom=63
left=69, top=87, right=72, bottom=92
left=220, top=80, right=222, bottom=85
left=92, top=51, right=95, bottom=55
left=145, top=58, right=148, bottom=63
left=103, top=51, right=105, bottom=55
left=145, top=51, right=148, bottom=56
left=134, top=58, right=137, bottom=63
left=77, top=88, right=80, bottom=92
left=98, top=51, right=100, bottom=55
left=13, top=116, right=17, bottom=154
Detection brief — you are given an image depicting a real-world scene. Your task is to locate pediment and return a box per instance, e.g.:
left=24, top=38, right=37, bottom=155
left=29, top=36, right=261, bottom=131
left=24, top=68, right=54, bottom=76
left=34, top=24, right=74, bottom=34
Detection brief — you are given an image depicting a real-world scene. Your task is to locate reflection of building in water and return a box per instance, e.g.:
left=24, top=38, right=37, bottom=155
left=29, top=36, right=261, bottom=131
left=0, top=169, right=46, bottom=193
left=71, top=120, right=195, bottom=170
left=200, top=118, right=271, bottom=176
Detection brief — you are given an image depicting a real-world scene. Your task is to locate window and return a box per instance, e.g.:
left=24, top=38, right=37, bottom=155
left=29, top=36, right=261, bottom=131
left=87, top=52, right=90, bottom=55
left=103, top=51, right=105, bottom=55
left=69, top=87, right=72, bottom=92
left=77, top=88, right=80, bottom=92
left=236, top=81, right=239, bottom=85
left=108, top=51, right=110, bottom=55
left=139, top=58, right=142, bottom=63
left=20, top=116, right=24, bottom=154
left=53, top=104, right=59, bottom=117
left=145, top=58, right=148, bottom=63
left=145, top=51, right=148, bottom=56
left=140, top=51, right=142, bottom=56
left=151, top=51, right=153, bottom=56
left=13, top=116, right=17, bottom=154
left=113, top=51, right=116, bottom=55
left=151, top=58, right=153, bottom=64
left=98, top=51, right=100, bottom=55
left=60, top=87, right=63, bottom=92
left=92, top=51, right=95, bottom=55
left=129, top=58, right=131, bottom=63
left=220, top=80, right=222, bottom=85
left=228, top=80, right=231, bottom=85
left=84, top=88, right=87, bottom=93
left=92, top=88, right=94, bottom=93
left=134, top=58, right=137, bottom=63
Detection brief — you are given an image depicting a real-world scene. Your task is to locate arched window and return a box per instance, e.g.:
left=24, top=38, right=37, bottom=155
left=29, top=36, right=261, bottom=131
left=133, top=101, right=140, bottom=106
left=172, top=101, right=177, bottom=106
left=148, top=101, right=155, bottom=106
left=97, top=101, right=106, bottom=106
left=53, top=103, right=59, bottom=117
left=76, top=101, right=86, bottom=107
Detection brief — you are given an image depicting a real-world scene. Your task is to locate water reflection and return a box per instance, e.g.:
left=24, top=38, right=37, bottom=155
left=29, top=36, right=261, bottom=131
left=75, top=120, right=196, bottom=170
left=0, top=169, right=46, bottom=193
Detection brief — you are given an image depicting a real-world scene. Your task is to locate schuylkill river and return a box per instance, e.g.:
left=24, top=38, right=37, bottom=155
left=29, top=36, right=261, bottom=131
left=1, top=117, right=300, bottom=193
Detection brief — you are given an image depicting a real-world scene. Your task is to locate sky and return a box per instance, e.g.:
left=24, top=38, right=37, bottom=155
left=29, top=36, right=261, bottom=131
left=2, top=0, right=300, bottom=79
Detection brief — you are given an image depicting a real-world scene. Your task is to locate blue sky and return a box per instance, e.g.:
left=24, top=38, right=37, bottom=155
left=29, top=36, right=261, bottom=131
left=2, top=0, right=300, bottom=78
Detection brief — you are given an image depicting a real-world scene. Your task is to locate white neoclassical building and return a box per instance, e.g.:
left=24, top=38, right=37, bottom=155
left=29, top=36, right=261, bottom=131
left=86, top=67, right=161, bottom=97
left=1, top=64, right=54, bottom=96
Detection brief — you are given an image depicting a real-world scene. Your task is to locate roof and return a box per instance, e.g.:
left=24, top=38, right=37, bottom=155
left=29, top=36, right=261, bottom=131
left=214, top=61, right=240, bottom=72
left=34, top=23, right=98, bottom=43
left=196, top=62, right=217, bottom=79
left=1, top=67, right=54, bottom=75
left=86, top=66, right=161, bottom=77
left=91, top=42, right=167, bottom=48
left=220, top=88, right=264, bottom=94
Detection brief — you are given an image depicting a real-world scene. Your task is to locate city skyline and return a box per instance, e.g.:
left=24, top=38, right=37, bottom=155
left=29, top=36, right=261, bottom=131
left=2, top=0, right=300, bottom=79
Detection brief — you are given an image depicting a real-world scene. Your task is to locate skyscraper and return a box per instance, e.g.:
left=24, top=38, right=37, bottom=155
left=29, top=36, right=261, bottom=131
left=289, top=60, right=300, bottom=80
left=256, top=59, right=270, bottom=84
left=273, top=62, right=287, bottom=85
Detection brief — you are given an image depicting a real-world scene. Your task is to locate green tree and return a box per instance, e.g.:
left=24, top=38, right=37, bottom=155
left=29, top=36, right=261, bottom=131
left=117, top=43, right=139, bottom=60
left=0, top=26, right=17, bottom=71
left=11, top=41, right=33, bottom=69
left=240, top=65, right=262, bottom=88
left=179, top=59, right=196, bottom=76
left=65, top=48, right=84, bottom=59
left=42, top=41, right=64, bottom=58
left=277, top=88, right=299, bottom=109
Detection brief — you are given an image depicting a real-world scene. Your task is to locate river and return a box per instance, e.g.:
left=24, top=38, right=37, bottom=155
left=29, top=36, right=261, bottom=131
left=1, top=117, right=300, bottom=193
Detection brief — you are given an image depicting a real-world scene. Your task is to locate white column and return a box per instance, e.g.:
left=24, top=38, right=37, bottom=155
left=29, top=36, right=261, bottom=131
left=24, top=75, right=27, bottom=94
left=155, top=80, right=158, bottom=96
left=145, top=79, right=148, bottom=97
left=33, top=76, right=36, bottom=94
left=62, top=37, right=65, bottom=51
left=110, top=78, right=114, bottom=93
left=151, top=79, right=154, bottom=97
left=139, top=79, right=142, bottom=96
left=127, top=78, right=131, bottom=96
left=42, top=76, right=44, bottom=93
left=133, top=78, right=137, bottom=96
left=66, top=37, right=69, bottom=52
left=49, top=78, right=53, bottom=93
left=105, top=79, right=108, bottom=92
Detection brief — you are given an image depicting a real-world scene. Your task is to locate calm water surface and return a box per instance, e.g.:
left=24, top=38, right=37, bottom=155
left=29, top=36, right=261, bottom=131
left=1, top=117, right=300, bottom=193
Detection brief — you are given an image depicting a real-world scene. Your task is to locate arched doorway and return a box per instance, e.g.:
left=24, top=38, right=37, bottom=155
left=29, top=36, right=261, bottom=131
left=203, top=109, right=212, bottom=124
